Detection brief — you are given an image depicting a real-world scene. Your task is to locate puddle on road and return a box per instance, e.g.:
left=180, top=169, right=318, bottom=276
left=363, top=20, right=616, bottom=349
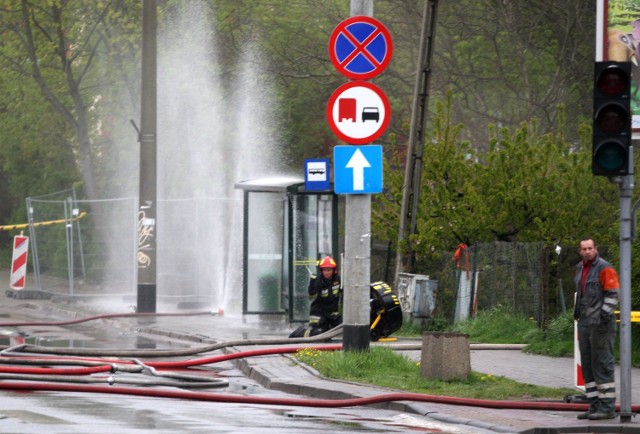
left=0, top=409, right=70, bottom=425
left=21, top=334, right=163, bottom=349
left=2, top=327, right=193, bottom=350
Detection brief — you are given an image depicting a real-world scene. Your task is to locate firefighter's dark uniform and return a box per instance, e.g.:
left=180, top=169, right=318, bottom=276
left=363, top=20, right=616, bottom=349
left=574, top=254, right=619, bottom=417
left=305, top=272, right=342, bottom=337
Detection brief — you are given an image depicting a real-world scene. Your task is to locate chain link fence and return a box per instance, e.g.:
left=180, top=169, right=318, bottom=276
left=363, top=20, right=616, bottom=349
left=372, top=240, right=581, bottom=326
left=24, top=190, right=242, bottom=311
left=22, top=189, right=580, bottom=322
left=26, top=190, right=137, bottom=300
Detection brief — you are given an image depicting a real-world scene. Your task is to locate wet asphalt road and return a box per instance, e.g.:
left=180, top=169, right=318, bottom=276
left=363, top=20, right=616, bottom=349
left=0, top=301, right=489, bottom=434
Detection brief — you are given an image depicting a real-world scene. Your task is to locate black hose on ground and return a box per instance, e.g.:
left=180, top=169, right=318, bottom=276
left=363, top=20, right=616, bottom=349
left=0, top=309, right=224, bottom=327
left=2, top=312, right=636, bottom=414
left=0, top=325, right=344, bottom=358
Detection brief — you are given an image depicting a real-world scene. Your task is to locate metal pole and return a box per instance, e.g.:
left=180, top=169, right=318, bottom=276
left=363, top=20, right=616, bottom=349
left=618, top=146, right=633, bottom=422
left=343, top=0, right=374, bottom=352
left=137, top=0, right=157, bottom=313
left=65, top=198, right=74, bottom=296
left=72, top=188, right=86, bottom=279
left=26, top=198, right=42, bottom=292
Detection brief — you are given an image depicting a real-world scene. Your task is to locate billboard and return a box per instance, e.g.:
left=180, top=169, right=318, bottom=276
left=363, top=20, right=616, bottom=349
left=598, top=0, right=640, bottom=132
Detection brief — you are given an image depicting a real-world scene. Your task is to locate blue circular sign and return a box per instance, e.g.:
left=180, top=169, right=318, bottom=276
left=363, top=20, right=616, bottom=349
left=328, top=16, right=393, bottom=80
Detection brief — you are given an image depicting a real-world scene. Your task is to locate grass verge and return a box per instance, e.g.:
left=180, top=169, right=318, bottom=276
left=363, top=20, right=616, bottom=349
left=294, top=346, right=576, bottom=400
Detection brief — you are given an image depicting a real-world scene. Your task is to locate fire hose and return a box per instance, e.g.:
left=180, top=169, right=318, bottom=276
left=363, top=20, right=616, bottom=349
left=1, top=313, right=639, bottom=413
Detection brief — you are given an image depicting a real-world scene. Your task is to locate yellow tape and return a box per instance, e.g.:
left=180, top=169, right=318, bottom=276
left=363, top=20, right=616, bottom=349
left=293, top=260, right=319, bottom=266
left=0, top=212, right=87, bottom=231
left=615, top=311, right=640, bottom=323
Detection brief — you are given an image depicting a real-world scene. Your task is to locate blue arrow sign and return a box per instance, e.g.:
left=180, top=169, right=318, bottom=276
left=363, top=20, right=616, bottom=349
left=334, top=145, right=383, bottom=194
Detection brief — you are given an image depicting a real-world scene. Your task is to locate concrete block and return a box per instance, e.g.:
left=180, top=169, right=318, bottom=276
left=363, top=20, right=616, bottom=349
left=420, top=331, right=470, bottom=380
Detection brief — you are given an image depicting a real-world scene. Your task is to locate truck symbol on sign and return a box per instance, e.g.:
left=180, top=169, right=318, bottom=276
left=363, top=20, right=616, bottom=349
left=338, top=98, right=357, bottom=122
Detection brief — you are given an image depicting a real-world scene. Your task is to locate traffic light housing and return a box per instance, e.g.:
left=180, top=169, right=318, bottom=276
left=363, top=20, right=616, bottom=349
left=592, top=61, right=632, bottom=176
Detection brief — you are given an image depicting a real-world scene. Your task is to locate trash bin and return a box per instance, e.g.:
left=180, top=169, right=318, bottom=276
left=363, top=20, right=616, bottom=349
left=420, top=332, right=470, bottom=380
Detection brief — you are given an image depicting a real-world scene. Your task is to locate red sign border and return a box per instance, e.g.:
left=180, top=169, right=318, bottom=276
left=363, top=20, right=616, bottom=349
left=326, top=80, right=391, bottom=145
left=328, top=15, right=393, bottom=80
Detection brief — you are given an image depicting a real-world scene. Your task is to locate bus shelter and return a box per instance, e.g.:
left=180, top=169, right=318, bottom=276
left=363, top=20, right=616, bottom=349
left=234, top=177, right=339, bottom=322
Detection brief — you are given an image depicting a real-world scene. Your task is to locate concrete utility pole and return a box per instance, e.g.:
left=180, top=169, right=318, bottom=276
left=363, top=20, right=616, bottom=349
left=137, top=0, right=158, bottom=313
left=342, top=0, right=374, bottom=352
left=395, top=0, right=438, bottom=281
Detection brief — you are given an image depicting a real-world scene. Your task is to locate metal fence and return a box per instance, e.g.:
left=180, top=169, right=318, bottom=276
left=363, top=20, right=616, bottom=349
left=455, top=242, right=546, bottom=322
left=26, top=190, right=137, bottom=299
left=372, top=241, right=562, bottom=325
left=25, top=191, right=243, bottom=311
left=24, top=189, right=568, bottom=322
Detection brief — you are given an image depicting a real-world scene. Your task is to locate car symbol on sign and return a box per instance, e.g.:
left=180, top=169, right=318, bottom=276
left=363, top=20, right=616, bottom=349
left=362, top=107, right=379, bottom=122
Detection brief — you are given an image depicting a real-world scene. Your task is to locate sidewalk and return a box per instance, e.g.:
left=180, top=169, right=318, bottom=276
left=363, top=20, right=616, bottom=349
left=136, top=310, right=640, bottom=433
left=1, top=290, right=639, bottom=433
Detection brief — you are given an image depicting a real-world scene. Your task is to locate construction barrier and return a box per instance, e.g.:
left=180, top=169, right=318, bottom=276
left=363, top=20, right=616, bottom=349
left=0, top=211, right=87, bottom=231
left=3, top=212, right=87, bottom=293
left=10, top=234, right=29, bottom=290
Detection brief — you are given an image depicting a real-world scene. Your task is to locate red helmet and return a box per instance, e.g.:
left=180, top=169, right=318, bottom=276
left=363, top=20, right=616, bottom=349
left=318, top=256, right=337, bottom=269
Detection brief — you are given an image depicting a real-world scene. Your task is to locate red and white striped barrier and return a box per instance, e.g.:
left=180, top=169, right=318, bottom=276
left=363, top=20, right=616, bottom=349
left=10, top=235, right=29, bottom=290
left=574, top=321, right=585, bottom=390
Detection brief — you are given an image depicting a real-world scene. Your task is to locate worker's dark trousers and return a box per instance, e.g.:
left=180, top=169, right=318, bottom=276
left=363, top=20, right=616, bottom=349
left=577, top=319, right=616, bottom=413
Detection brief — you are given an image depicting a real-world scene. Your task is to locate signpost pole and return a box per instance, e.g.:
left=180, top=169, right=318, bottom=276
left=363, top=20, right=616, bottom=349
left=342, top=0, right=374, bottom=352
left=594, top=2, right=632, bottom=421
left=618, top=148, right=633, bottom=422
left=343, top=194, right=371, bottom=351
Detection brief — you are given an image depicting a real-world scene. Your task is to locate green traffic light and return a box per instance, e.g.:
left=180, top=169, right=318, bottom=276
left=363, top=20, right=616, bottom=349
left=593, top=141, right=628, bottom=172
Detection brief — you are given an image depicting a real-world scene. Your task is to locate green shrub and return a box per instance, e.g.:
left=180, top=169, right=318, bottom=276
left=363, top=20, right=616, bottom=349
left=453, top=305, right=539, bottom=344
left=396, top=314, right=450, bottom=337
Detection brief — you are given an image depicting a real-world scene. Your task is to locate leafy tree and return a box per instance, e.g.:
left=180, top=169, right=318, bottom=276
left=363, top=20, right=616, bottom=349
left=374, top=93, right=620, bottom=268
left=433, top=0, right=595, bottom=148
left=0, top=0, right=142, bottom=201
left=0, top=48, right=79, bottom=260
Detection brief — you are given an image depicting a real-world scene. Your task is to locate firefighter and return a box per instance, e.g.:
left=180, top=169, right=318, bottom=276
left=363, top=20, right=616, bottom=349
left=574, top=238, right=619, bottom=421
left=289, top=256, right=342, bottom=338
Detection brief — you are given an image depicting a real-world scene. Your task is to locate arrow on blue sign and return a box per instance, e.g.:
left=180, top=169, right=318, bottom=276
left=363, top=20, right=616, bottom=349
left=334, top=145, right=383, bottom=194
left=346, top=148, right=370, bottom=190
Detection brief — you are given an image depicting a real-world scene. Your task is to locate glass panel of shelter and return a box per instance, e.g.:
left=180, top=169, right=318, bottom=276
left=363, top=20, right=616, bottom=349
left=246, top=191, right=285, bottom=313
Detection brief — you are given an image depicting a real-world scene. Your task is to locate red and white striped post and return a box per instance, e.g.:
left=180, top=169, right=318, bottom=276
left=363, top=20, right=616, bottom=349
left=10, top=233, right=29, bottom=290
left=574, top=321, right=585, bottom=390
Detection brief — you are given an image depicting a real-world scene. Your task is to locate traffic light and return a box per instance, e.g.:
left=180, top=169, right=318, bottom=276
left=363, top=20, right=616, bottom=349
left=592, top=61, right=632, bottom=176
